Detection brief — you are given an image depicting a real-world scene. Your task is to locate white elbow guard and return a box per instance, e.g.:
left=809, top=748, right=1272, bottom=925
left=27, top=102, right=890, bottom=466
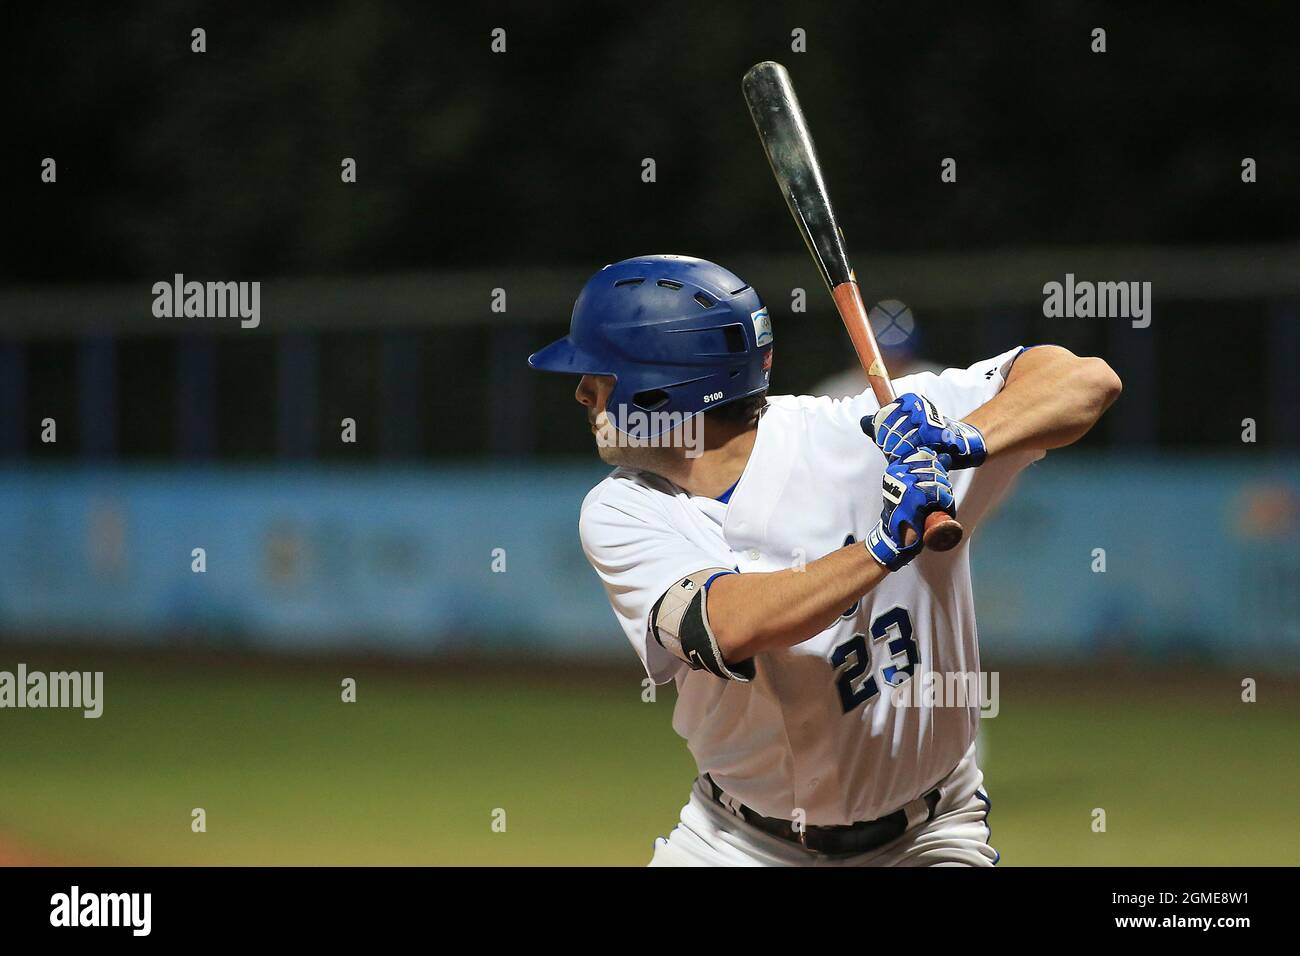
left=650, top=569, right=754, bottom=682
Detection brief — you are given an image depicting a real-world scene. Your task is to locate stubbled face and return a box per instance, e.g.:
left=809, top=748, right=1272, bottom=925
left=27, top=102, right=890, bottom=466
left=575, top=374, right=625, bottom=465
left=574, top=374, right=672, bottom=469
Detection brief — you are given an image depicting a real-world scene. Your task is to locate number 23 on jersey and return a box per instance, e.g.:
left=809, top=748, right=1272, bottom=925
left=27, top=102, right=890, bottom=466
left=830, top=607, right=918, bottom=714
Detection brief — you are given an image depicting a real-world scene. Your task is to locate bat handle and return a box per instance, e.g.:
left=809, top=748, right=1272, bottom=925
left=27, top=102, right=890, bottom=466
left=840, top=280, right=966, bottom=553
left=922, top=510, right=963, bottom=552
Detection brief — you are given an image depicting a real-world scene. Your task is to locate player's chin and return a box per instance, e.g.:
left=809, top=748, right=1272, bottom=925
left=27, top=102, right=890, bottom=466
left=594, top=434, right=658, bottom=469
left=592, top=430, right=626, bottom=464
left=594, top=442, right=624, bottom=465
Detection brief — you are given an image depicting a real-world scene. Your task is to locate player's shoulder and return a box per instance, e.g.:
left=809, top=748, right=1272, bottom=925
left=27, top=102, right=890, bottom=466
left=579, top=467, right=679, bottom=538
left=765, top=392, right=836, bottom=413
left=762, top=391, right=879, bottom=434
left=764, top=346, right=1027, bottom=429
left=581, top=466, right=676, bottom=508
left=894, top=347, right=1027, bottom=397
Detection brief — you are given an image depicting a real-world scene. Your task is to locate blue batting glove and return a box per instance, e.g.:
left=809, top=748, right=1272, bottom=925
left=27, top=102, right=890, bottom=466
left=862, top=392, right=987, bottom=469
left=866, top=448, right=957, bottom=571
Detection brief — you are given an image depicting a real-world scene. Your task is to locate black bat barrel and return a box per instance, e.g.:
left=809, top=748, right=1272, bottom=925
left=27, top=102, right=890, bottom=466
left=741, top=61, right=854, bottom=289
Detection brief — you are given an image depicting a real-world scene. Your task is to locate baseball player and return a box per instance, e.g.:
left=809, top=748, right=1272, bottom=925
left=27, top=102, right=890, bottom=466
left=529, top=254, right=1121, bottom=866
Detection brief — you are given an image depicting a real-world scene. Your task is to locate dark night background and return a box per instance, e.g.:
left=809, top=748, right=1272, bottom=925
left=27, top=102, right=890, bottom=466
left=2, top=1, right=1297, bottom=460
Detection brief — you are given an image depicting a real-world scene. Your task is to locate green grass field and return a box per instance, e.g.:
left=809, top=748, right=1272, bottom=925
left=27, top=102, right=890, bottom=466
left=2, top=653, right=1296, bottom=865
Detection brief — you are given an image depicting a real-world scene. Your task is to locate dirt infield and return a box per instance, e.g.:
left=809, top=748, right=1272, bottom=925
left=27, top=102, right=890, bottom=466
left=0, top=834, right=58, bottom=866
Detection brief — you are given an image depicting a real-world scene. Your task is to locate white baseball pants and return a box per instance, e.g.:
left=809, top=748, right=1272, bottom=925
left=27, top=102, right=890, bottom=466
left=648, top=744, right=998, bottom=867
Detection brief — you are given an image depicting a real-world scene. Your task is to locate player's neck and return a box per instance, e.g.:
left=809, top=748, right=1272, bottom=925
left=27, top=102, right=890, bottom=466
left=655, top=420, right=758, bottom=499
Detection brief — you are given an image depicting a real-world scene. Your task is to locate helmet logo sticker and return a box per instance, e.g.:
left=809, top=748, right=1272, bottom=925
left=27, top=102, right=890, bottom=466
left=750, top=307, right=773, bottom=347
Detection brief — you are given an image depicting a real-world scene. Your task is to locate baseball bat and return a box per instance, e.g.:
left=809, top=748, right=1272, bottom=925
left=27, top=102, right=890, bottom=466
left=741, top=60, right=964, bottom=552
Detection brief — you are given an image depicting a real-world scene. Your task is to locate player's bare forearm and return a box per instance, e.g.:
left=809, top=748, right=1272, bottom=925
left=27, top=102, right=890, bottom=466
left=707, top=542, right=889, bottom=663
left=965, top=346, right=1121, bottom=457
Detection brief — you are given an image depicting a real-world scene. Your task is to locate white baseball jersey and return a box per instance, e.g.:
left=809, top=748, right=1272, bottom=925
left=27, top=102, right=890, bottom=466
left=579, top=347, right=1043, bottom=826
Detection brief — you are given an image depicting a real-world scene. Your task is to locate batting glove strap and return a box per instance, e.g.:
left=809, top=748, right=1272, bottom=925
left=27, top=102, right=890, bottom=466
left=863, top=393, right=988, bottom=469
left=866, top=521, right=918, bottom=572
left=946, top=418, right=988, bottom=468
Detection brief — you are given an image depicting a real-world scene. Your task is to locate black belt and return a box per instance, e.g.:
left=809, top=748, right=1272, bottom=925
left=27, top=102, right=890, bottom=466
left=703, top=774, right=941, bottom=856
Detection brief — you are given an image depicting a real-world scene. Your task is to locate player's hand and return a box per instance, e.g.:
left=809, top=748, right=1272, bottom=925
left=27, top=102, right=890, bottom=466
left=862, top=393, right=987, bottom=470
left=866, top=448, right=956, bottom=571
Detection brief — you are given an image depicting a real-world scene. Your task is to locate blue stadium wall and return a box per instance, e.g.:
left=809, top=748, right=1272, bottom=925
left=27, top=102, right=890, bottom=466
left=0, top=459, right=1295, bottom=666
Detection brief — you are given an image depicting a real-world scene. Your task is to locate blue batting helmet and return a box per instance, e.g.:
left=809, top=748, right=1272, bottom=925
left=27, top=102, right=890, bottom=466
left=527, top=255, right=773, bottom=437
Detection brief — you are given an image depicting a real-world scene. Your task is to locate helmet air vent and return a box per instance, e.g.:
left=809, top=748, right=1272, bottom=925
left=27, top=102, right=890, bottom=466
left=614, top=278, right=645, bottom=287
left=722, top=325, right=747, bottom=353
left=693, top=292, right=715, bottom=309
left=656, top=279, right=684, bottom=290
left=632, top=389, right=670, bottom=411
